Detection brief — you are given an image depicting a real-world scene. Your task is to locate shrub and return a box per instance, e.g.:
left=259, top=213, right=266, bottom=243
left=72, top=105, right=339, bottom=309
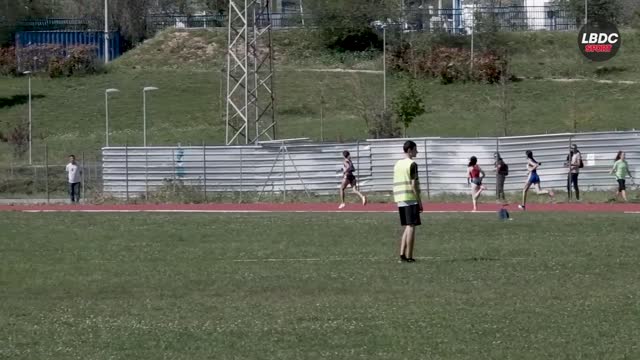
left=367, top=110, right=401, bottom=139
left=7, top=123, right=29, bottom=158
left=47, top=58, right=65, bottom=78
left=631, top=9, right=640, bottom=29
left=323, top=26, right=382, bottom=52
left=393, top=77, right=425, bottom=137
left=16, top=44, right=102, bottom=77
left=0, top=47, right=17, bottom=76
left=309, top=0, right=388, bottom=52
left=389, top=44, right=505, bottom=84
left=471, top=50, right=504, bottom=84
left=16, top=44, right=65, bottom=73
left=63, top=46, right=102, bottom=76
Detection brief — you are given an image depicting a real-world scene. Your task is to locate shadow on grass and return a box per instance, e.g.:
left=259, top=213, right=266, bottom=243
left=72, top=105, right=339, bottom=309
left=0, top=94, right=46, bottom=109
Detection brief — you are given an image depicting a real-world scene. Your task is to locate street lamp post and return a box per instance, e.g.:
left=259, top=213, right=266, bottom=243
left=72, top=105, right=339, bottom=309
left=383, top=25, right=386, bottom=111
left=143, top=87, right=158, bottom=147
left=105, top=88, right=119, bottom=147
left=470, top=0, right=476, bottom=74
left=104, top=0, right=109, bottom=64
left=584, top=0, right=588, bottom=27
left=24, top=71, right=32, bottom=165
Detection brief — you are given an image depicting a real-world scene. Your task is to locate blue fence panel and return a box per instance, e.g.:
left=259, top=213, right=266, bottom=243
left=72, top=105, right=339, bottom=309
left=15, top=31, right=122, bottom=61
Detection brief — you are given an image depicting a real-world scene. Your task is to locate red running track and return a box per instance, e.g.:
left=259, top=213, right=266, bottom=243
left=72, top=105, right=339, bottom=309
left=0, top=202, right=638, bottom=213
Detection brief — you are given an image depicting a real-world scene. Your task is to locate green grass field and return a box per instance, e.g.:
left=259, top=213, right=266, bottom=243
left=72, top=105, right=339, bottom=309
left=2, top=68, right=639, bottom=165
left=2, top=212, right=640, bottom=359
left=1, top=29, right=640, bottom=166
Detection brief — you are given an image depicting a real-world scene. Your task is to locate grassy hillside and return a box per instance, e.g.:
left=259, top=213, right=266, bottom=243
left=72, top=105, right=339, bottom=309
left=1, top=28, right=639, bottom=165
left=115, top=28, right=640, bottom=78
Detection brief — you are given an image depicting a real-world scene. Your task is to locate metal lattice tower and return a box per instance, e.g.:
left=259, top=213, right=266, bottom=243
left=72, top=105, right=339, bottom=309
left=225, top=0, right=276, bottom=145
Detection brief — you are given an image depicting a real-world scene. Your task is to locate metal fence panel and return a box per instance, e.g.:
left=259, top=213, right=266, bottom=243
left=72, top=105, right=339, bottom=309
left=103, top=142, right=370, bottom=198
left=102, top=132, right=640, bottom=199
left=498, top=132, right=640, bottom=192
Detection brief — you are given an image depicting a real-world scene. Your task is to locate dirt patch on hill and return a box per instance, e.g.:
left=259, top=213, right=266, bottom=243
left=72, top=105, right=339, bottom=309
left=116, top=29, right=227, bottom=69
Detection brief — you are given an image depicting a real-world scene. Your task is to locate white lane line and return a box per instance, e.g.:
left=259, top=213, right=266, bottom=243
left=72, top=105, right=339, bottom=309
left=18, top=209, right=495, bottom=214
left=231, top=256, right=593, bottom=263
left=20, top=209, right=269, bottom=213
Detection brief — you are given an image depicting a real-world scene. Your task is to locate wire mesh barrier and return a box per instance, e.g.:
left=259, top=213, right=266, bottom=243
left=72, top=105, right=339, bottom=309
left=102, top=141, right=368, bottom=202
left=99, top=132, right=640, bottom=201
left=367, top=132, right=639, bottom=195
left=15, top=18, right=104, bottom=31
left=145, top=12, right=309, bottom=34
left=145, top=6, right=577, bottom=35
left=0, top=145, right=102, bottom=203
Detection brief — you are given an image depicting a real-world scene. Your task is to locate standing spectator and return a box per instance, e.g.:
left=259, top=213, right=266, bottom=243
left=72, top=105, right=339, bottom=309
left=567, top=144, right=582, bottom=201
left=65, top=155, right=82, bottom=203
left=393, top=141, right=422, bottom=263
left=610, top=151, right=633, bottom=202
left=494, top=152, right=508, bottom=202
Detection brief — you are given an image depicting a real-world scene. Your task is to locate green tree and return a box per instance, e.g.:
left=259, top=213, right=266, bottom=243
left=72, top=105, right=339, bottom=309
left=555, top=0, right=622, bottom=26
left=307, top=0, right=392, bottom=52
left=0, top=0, right=57, bottom=45
left=392, top=77, right=425, bottom=138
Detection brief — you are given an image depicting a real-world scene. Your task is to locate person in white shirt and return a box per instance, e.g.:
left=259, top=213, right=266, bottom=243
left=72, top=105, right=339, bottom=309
left=65, top=155, right=82, bottom=203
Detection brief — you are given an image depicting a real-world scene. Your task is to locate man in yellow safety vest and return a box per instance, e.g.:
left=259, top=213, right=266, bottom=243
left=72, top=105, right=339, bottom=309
left=393, top=140, right=422, bottom=263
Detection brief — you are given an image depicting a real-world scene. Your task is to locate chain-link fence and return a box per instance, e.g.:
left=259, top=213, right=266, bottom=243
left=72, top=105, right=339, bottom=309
left=145, top=5, right=578, bottom=34
left=0, top=144, right=102, bottom=203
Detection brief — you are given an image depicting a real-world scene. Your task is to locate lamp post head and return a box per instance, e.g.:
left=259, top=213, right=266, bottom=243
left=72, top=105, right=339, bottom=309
left=143, top=86, right=159, bottom=92
left=23, top=71, right=31, bottom=75
left=106, top=88, right=120, bottom=94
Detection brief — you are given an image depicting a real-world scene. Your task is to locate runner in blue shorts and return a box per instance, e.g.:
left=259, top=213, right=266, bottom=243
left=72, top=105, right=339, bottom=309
left=519, top=150, right=554, bottom=210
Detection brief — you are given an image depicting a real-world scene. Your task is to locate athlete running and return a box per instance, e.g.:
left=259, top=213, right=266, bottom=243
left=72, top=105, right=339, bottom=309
left=519, top=150, right=554, bottom=210
left=339, top=150, right=367, bottom=209
left=467, top=156, right=486, bottom=211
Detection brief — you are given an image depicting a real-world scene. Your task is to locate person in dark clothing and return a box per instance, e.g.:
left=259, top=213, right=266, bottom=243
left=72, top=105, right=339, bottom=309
left=338, top=150, right=366, bottom=209
left=565, top=144, right=582, bottom=201
left=494, top=152, right=508, bottom=202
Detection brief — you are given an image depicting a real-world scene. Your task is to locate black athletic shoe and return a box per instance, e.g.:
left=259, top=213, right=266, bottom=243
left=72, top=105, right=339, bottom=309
left=406, top=258, right=416, bottom=263
left=399, top=254, right=408, bottom=262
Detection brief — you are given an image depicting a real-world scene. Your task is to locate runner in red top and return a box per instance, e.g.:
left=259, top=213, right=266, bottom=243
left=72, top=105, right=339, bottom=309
left=467, top=156, right=486, bottom=212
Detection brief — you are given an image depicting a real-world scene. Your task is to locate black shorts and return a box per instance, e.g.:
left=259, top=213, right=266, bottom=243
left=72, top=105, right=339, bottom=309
left=399, top=204, right=421, bottom=226
left=617, top=179, right=626, bottom=191
left=346, top=174, right=356, bottom=185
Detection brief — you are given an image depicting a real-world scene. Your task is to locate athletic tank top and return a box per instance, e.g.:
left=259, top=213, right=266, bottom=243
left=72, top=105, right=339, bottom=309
left=344, top=160, right=355, bottom=175
left=469, top=165, right=480, bottom=179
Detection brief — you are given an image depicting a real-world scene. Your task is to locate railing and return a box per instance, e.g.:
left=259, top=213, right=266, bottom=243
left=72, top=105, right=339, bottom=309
left=146, top=6, right=578, bottom=34
left=13, top=7, right=579, bottom=37
left=0, top=144, right=102, bottom=202
left=101, top=131, right=640, bottom=200
left=145, top=12, right=308, bottom=34
left=16, top=18, right=103, bottom=31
